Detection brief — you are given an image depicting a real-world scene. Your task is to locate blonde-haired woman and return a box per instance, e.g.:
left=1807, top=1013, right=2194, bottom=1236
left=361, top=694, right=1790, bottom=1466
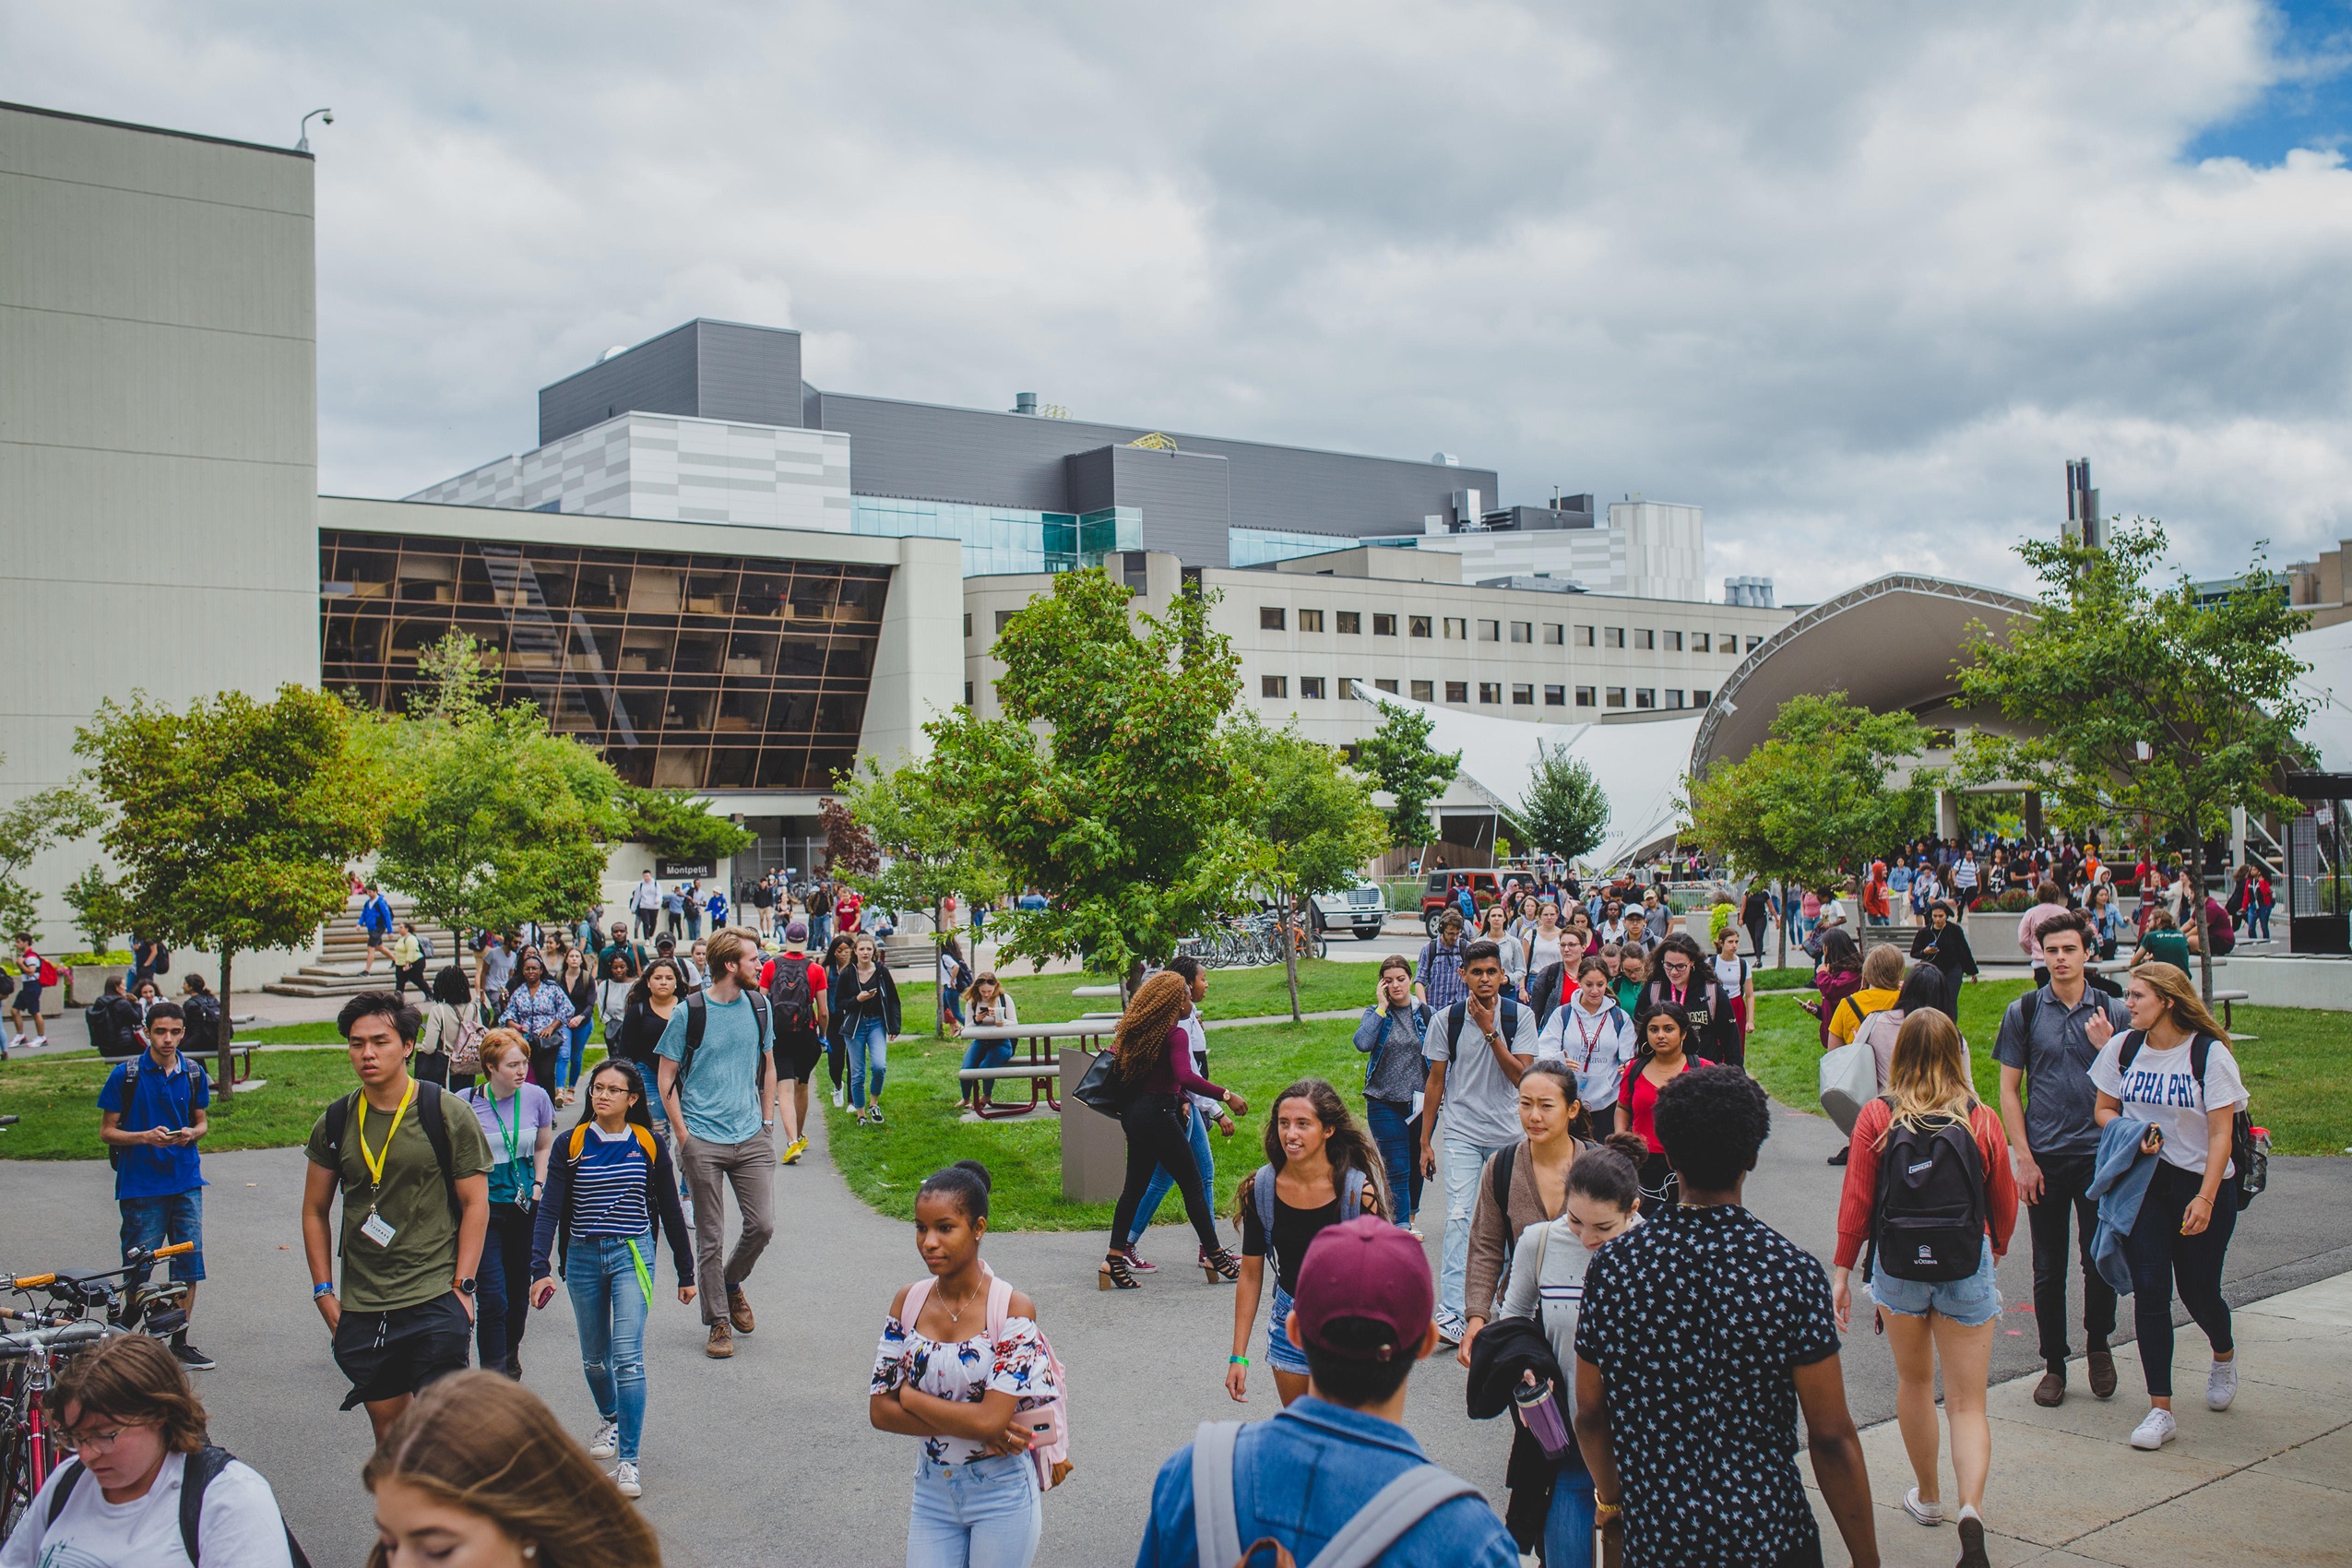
left=365, top=1371, right=658, bottom=1567
left=1832, top=1010, right=2018, bottom=1567
left=2090, top=962, right=2250, bottom=1452
left=1100, top=970, right=1248, bottom=1289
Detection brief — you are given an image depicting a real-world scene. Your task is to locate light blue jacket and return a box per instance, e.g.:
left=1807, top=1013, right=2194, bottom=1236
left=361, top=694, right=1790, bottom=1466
left=2086, top=1112, right=2158, bottom=1298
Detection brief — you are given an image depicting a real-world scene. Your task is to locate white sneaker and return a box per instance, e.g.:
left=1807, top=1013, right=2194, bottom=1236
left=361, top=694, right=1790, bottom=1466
left=612, top=1460, right=641, bottom=1498
left=588, top=1420, right=619, bottom=1459
left=2130, top=1407, right=2178, bottom=1450
left=28, top=1037, right=45, bottom=1049
left=2207, top=1358, right=2239, bottom=1411
left=1902, top=1486, right=1944, bottom=1526
left=832, top=1085, right=847, bottom=1108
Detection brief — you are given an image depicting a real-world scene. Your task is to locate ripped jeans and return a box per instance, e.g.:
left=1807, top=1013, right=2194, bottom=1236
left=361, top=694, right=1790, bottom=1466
left=564, top=1230, right=652, bottom=1461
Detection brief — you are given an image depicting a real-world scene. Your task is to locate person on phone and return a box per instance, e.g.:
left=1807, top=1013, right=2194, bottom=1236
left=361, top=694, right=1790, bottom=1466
left=97, top=1000, right=214, bottom=1371
left=1354, top=956, right=1431, bottom=1233
left=839, top=932, right=902, bottom=1126
left=529, top=1059, right=693, bottom=1497
left=463, top=1031, right=553, bottom=1380
left=872, top=1160, right=1058, bottom=1568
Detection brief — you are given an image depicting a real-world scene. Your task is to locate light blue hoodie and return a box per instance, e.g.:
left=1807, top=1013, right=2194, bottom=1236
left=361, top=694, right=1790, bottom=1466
left=2086, top=1112, right=2158, bottom=1298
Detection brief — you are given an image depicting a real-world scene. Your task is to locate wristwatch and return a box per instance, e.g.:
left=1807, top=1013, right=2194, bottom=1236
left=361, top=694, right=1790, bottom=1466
left=456, top=1277, right=477, bottom=1296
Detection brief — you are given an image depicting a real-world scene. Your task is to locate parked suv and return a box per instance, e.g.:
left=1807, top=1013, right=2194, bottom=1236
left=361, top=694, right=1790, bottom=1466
left=1311, top=880, right=1389, bottom=942
left=1421, top=870, right=1503, bottom=937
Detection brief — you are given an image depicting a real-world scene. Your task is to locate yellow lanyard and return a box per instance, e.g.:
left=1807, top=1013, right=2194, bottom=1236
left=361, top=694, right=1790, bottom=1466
left=355, top=1081, right=415, bottom=1200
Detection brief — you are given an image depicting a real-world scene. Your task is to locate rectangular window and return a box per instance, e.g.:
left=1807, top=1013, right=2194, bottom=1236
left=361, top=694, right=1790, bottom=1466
left=1543, top=624, right=1563, bottom=646
left=1376, top=678, right=1400, bottom=694
left=1667, top=630, right=1683, bottom=651
left=1693, top=631, right=1710, bottom=652
left=963, top=612, right=972, bottom=638
left=1477, top=619, right=1500, bottom=642
left=1374, top=612, right=1397, bottom=636
left=1605, top=627, right=1625, bottom=648
left=996, top=611, right=1016, bottom=634
left=1409, top=615, right=1431, bottom=638
left=1605, top=687, right=1626, bottom=707
left=1336, top=610, right=1361, bottom=634
left=1578, top=625, right=1597, bottom=647
left=1443, top=617, right=1467, bottom=640
left=1479, top=682, right=1503, bottom=704
left=1262, top=674, right=1288, bottom=697
left=1576, top=686, right=1597, bottom=707
left=1636, top=628, right=1656, bottom=650
left=1512, top=683, right=1534, bottom=705
left=1445, top=681, right=1469, bottom=703
left=1691, top=687, right=1711, bottom=706
left=1260, top=607, right=1287, bottom=630
left=1410, top=680, right=1433, bottom=701
left=1745, top=636, right=1764, bottom=652
left=964, top=682, right=973, bottom=707
left=1635, top=688, right=1656, bottom=708
left=1300, top=676, right=1325, bottom=699
left=1510, top=622, right=1532, bottom=644
left=1544, top=684, right=1566, bottom=706
left=1299, top=608, right=1324, bottom=633
left=1665, top=689, right=1685, bottom=708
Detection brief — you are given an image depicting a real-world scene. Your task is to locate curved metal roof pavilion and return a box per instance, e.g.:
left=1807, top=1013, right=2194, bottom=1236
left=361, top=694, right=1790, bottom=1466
left=1689, top=575, right=2038, bottom=779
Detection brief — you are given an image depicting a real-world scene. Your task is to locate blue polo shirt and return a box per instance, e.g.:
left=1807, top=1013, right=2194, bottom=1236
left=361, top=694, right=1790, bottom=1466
left=97, top=1051, right=209, bottom=1200
left=1136, top=1397, right=1516, bottom=1568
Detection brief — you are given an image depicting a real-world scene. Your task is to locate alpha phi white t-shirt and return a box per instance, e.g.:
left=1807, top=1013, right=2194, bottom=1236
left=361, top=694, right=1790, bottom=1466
left=2089, top=1033, right=2248, bottom=1179
left=0, top=1451, right=293, bottom=1568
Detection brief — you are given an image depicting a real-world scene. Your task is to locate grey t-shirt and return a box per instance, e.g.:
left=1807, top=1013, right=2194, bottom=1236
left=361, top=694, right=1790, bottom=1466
left=1423, top=998, right=1537, bottom=1150
left=1991, top=983, right=2132, bottom=1158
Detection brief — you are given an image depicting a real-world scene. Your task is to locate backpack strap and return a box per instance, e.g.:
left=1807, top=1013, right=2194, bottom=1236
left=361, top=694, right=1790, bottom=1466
left=1489, top=1143, right=1517, bottom=1216
left=1192, top=1420, right=1247, bottom=1568
left=568, top=1122, right=590, bottom=1161
left=180, top=1444, right=233, bottom=1565
left=901, top=1275, right=937, bottom=1325
left=45, top=1458, right=84, bottom=1525
left=983, top=1270, right=1014, bottom=1344
left=1340, top=1166, right=1367, bottom=1223
left=631, top=1125, right=659, bottom=1167
left=1250, top=1167, right=1278, bottom=1251
left=2117, top=1028, right=2145, bottom=1074
left=1304, top=1465, right=1481, bottom=1568
left=416, top=1083, right=458, bottom=1223
left=678, top=992, right=707, bottom=1087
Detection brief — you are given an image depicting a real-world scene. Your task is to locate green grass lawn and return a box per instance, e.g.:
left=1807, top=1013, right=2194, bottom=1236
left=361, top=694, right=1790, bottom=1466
left=823, top=1017, right=1378, bottom=1231
left=0, top=1049, right=363, bottom=1159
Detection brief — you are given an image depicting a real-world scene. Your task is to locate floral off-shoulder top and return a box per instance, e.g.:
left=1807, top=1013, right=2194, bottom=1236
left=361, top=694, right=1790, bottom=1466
left=870, top=1311, right=1058, bottom=1466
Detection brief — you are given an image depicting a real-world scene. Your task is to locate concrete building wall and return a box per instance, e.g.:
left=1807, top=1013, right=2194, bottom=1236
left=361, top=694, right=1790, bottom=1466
left=538, top=319, right=803, bottom=445
left=1610, top=499, right=1706, bottom=601
left=0, top=102, right=319, bottom=941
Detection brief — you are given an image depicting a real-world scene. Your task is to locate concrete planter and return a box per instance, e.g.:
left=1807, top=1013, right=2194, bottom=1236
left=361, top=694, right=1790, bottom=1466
left=1965, top=912, right=2023, bottom=955
left=67, top=965, right=129, bottom=1008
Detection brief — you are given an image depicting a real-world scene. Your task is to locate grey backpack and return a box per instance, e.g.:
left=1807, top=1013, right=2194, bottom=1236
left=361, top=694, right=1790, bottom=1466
left=1191, top=1420, right=1480, bottom=1568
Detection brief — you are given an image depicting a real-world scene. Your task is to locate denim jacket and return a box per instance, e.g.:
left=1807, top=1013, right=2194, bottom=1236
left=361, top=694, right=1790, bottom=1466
left=1355, top=1001, right=1433, bottom=1102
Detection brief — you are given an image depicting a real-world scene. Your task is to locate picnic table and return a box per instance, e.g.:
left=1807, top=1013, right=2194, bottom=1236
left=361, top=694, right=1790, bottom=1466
left=953, top=1020, right=1115, bottom=1119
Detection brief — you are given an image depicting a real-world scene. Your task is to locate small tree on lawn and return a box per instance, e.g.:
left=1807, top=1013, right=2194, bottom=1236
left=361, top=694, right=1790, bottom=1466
left=623, top=786, right=754, bottom=864
left=75, top=687, right=389, bottom=1096
left=63, top=865, right=133, bottom=960
left=1684, top=693, right=1940, bottom=968
left=1955, top=522, right=2310, bottom=1004
left=1234, top=718, right=1389, bottom=1020
left=834, top=757, right=1009, bottom=1034
left=0, top=758, right=104, bottom=939
left=1358, top=700, right=1461, bottom=862
left=1518, top=742, right=1610, bottom=867
left=819, top=795, right=881, bottom=880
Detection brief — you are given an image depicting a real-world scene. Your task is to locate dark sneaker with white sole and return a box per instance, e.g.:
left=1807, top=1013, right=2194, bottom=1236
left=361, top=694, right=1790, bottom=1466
left=170, top=1339, right=216, bottom=1371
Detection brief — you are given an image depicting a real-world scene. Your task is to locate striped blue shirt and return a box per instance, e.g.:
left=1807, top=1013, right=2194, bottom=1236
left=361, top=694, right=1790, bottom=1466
left=572, top=1126, right=652, bottom=1240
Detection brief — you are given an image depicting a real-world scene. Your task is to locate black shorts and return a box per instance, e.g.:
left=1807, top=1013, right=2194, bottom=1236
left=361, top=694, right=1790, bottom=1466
left=332, top=1292, right=471, bottom=1409
left=774, top=1025, right=824, bottom=1083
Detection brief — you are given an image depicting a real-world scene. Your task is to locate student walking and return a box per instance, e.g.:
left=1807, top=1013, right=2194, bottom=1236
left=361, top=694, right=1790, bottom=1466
left=1637, top=933, right=1742, bottom=1069
left=558, top=946, right=596, bottom=1107
left=461, top=1031, right=554, bottom=1380
left=365, top=1372, right=658, bottom=1564
left=937, top=936, right=973, bottom=1033
left=529, top=1059, right=695, bottom=1497
left=609, top=955, right=686, bottom=1086
left=96, top=1000, right=215, bottom=1370
left=1910, top=901, right=1979, bottom=1017
left=1539, top=957, right=1637, bottom=1137
left=1136, top=1217, right=1518, bottom=1568
left=1835, top=1011, right=2017, bottom=1566
left=870, top=1160, right=1063, bottom=1568
left=2089, top=963, right=2252, bottom=1451
left=1123, top=957, right=1230, bottom=1272
left=498, top=949, right=571, bottom=1100
left=764, top=919, right=828, bottom=1163
left=1101, top=971, right=1248, bottom=1290
left=359, top=885, right=394, bottom=974
left=1994, top=910, right=2132, bottom=1408
left=8, top=931, right=54, bottom=1050
left=1421, top=939, right=1537, bottom=1344
left=1711, top=925, right=1755, bottom=1056
left=1415, top=909, right=1469, bottom=1010
left=838, top=932, right=902, bottom=1125
left=596, top=950, right=636, bottom=1052
left=1479, top=902, right=1527, bottom=1000
left=390, top=921, right=427, bottom=1001
left=1457, top=1061, right=1588, bottom=1370
left=1227, top=1080, right=1387, bottom=1408
left=1354, top=956, right=1432, bottom=1232
left=302, top=992, right=495, bottom=1443
left=821, top=932, right=858, bottom=1106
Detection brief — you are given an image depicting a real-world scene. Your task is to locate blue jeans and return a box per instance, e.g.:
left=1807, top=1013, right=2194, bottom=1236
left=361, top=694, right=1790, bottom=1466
left=1438, top=1134, right=1513, bottom=1328
left=960, top=1038, right=1015, bottom=1102
left=1363, top=1097, right=1416, bottom=1228
left=566, top=1232, right=652, bottom=1461
left=118, top=1190, right=204, bottom=1283
left=908, top=1452, right=1039, bottom=1568
left=2249, top=903, right=2272, bottom=940
left=810, top=912, right=831, bottom=948
left=563, top=1018, right=592, bottom=1086
left=1545, top=1470, right=1596, bottom=1568
left=849, top=1018, right=889, bottom=1109
left=1127, top=1103, right=1216, bottom=1246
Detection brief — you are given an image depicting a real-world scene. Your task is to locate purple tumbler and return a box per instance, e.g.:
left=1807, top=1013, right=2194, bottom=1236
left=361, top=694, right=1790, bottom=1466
left=1514, top=1375, right=1574, bottom=1461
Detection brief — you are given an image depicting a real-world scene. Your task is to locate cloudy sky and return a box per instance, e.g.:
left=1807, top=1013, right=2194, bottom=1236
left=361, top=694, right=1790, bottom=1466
left=10, top=0, right=2352, bottom=600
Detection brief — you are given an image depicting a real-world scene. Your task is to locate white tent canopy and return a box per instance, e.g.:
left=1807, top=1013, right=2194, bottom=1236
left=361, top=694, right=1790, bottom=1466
left=2293, top=621, right=2352, bottom=774
left=1349, top=683, right=1701, bottom=868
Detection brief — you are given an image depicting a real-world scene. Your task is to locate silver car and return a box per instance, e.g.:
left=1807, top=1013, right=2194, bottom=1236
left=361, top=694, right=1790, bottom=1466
left=1311, top=881, right=1389, bottom=941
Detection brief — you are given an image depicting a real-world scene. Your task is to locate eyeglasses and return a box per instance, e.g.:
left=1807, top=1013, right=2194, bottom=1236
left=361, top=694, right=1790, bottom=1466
left=588, top=1082, right=633, bottom=1099
left=65, top=1422, right=144, bottom=1453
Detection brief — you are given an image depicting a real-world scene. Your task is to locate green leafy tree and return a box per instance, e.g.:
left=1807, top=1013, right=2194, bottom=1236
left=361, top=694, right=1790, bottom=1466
left=0, top=758, right=103, bottom=939
left=370, top=633, right=629, bottom=961
left=920, top=568, right=1265, bottom=986
left=1358, top=700, right=1462, bottom=858
left=75, top=687, right=389, bottom=1093
left=1234, top=718, right=1389, bottom=1019
left=63, top=865, right=133, bottom=959
left=835, top=757, right=1009, bottom=1033
left=1955, top=523, right=2310, bottom=1003
left=622, top=786, right=754, bottom=863
left=1516, top=742, right=1610, bottom=865
left=1684, top=693, right=1941, bottom=968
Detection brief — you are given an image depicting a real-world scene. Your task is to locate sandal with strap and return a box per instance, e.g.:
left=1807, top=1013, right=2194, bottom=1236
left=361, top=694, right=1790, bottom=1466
left=1200, top=1248, right=1242, bottom=1284
left=1099, top=1252, right=1142, bottom=1291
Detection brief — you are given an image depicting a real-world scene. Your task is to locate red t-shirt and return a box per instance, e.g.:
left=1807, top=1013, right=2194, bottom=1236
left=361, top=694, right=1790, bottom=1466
left=1618, top=1055, right=1711, bottom=1152
left=758, top=953, right=829, bottom=999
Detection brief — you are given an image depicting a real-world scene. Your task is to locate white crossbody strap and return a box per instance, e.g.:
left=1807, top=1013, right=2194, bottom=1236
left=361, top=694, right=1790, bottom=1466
left=1192, top=1420, right=1245, bottom=1568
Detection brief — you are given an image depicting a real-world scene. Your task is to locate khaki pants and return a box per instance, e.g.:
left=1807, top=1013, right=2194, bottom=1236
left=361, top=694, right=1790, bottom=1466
left=676, top=1129, right=777, bottom=1324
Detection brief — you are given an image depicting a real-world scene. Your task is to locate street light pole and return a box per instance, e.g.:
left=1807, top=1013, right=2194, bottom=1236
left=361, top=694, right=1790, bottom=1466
left=297, top=108, right=334, bottom=153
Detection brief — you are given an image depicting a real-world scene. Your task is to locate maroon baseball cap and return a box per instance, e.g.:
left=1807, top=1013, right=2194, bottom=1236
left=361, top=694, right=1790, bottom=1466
left=1289, top=1216, right=1433, bottom=1362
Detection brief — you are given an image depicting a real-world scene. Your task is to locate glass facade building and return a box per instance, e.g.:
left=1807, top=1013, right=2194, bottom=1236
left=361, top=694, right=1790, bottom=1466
left=1228, top=527, right=1370, bottom=567
left=320, top=529, right=889, bottom=792
left=850, top=497, right=1139, bottom=575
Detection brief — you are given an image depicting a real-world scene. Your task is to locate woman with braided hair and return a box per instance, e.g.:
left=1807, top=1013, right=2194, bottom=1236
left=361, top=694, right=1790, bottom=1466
left=1100, top=971, right=1249, bottom=1290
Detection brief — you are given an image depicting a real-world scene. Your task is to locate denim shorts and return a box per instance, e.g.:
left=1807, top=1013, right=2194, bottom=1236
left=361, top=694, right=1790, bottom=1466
left=1265, top=1284, right=1311, bottom=1374
left=1871, top=1235, right=1999, bottom=1327
left=118, top=1190, right=204, bottom=1282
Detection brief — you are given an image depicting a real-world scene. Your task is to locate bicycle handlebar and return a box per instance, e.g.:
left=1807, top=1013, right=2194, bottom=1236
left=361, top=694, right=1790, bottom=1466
left=153, top=1241, right=194, bottom=1259
left=10, top=1241, right=196, bottom=1294
left=0, top=1321, right=108, bottom=1356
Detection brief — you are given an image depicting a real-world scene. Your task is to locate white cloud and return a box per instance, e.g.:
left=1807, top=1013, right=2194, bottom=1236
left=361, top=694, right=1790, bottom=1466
left=8, top=0, right=2351, bottom=600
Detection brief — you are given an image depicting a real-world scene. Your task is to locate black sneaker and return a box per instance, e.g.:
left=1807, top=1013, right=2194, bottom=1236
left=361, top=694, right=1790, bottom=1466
left=171, top=1339, right=217, bottom=1371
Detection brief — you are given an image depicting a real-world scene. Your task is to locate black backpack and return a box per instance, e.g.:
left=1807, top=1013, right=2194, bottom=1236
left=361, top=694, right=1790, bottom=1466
left=766, top=955, right=814, bottom=1031
left=106, top=1052, right=210, bottom=1170
left=2116, top=1029, right=2267, bottom=1210
left=1866, top=1098, right=1987, bottom=1283
left=676, top=991, right=772, bottom=1114
left=48, top=1444, right=311, bottom=1566
left=319, top=1083, right=459, bottom=1221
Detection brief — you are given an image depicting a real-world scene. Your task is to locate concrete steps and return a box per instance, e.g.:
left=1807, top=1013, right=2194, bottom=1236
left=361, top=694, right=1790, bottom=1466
left=264, top=896, right=462, bottom=999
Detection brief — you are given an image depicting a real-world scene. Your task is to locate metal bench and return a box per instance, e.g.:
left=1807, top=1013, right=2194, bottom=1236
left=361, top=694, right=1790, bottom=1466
left=2210, top=989, right=2251, bottom=1036
left=953, top=1021, right=1112, bottom=1119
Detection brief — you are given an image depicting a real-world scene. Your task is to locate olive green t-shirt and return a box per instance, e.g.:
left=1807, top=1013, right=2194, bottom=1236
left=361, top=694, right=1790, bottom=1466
left=305, top=1085, right=494, bottom=1313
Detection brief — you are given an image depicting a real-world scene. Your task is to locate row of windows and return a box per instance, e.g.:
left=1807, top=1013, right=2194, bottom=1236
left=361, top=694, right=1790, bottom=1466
left=1256, top=606, right=1761, bottom=653
left=1256, top=676, right=1712, bottom=710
